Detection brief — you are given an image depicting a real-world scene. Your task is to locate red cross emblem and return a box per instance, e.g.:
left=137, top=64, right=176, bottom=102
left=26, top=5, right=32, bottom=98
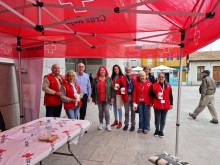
left=22, top=153, right=34, bottom=158
left=62, top=130, right=70, bottom=134
left=44, top=44, right=56, bottom=54
left=58, top=0, right=94, bottom=13
left=0, top=135, right=7, bottom=138
left=0, top=149, right=6, bottom=154
left=1, top=41, right=12, bottom=55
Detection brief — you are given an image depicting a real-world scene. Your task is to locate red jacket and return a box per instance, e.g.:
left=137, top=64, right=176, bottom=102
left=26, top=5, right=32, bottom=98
left=133, top=81, right=152, bottom=105
left=152, top=83, right=171, bottom=110
left=44, top=74, right=66, bottom=106
left=113, top=75, right=128, bottom=103
left=63, top=83, right=82, bottom=110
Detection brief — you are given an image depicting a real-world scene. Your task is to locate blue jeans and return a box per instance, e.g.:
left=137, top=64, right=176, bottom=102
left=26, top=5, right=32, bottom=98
left=154, top=109, right=168, bottom=132
left=113, top=96, right=122, bottom=122
left=65, top=106, right=80, bottom=119
left=138, top=103, right=150, bottom=131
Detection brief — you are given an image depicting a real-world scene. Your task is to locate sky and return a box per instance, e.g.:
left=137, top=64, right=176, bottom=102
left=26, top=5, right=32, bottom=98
left=198, top=39, right=220, bottom=51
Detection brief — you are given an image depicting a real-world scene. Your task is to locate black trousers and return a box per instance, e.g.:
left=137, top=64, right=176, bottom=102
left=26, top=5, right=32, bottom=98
left=80, top=94, right=88, bottom=120
left=46, top=104, right=62, bottom=117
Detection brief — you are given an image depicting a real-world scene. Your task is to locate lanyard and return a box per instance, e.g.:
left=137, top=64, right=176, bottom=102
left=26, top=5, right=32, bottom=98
left=159, top=83, right=164, bottom=93
left=126, top=76, right=132, bottom=85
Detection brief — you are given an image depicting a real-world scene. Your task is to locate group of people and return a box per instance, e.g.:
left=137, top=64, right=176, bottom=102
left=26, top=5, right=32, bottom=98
left=42, top=63, right=218, bottom=138
left=42, top=63, right=91, bottom=122
left=42, top=63, right=174, bottom=138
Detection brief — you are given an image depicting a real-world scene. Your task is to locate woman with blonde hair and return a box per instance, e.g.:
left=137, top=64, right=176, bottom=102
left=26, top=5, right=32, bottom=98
left=60, top=70, right=83, bottom=119
left=133, top=71, right=152, bottom=134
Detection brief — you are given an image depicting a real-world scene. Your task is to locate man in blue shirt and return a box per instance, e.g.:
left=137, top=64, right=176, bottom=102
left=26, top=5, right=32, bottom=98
left=75, top=63, right=92, bottom=120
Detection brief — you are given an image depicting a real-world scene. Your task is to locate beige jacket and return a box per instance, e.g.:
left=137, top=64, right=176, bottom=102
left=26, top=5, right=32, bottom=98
left=199, top=75, right=216, bottom=98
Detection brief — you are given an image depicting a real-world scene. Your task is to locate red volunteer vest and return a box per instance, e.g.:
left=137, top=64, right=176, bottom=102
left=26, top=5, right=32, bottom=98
left=152, top=83, right=171, bottom=110
left=63, top=83, right=82, bottom=110
left=44, top=74, right=66, bottom=106
left=133, top=81, right=152, bottom=105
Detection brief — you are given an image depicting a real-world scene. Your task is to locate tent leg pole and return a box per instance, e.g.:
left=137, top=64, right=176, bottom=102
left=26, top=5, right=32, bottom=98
left=175, top=46, right=184, bottom=158
left=17, top=37, right=25, bottom=124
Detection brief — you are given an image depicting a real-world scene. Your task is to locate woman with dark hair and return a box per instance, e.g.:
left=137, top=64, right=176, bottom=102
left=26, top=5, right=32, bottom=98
left=91, top=66, right=115, bottom=131
left=149, top=73, right=173, bottom=138
left=111, top=64, right=128, bottom=129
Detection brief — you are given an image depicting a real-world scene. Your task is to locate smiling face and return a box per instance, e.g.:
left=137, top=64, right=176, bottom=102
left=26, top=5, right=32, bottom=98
left=114, top=66, right=119, bottom=75
left=51, top=64, right=60, bottom=76
left=125, top=67, right=131, bottom=76
left=158, top=73, right=165, bottom=83
left=144, top=68, right=150, bottom=75
left=65, top=70, right=77, bottom=83
left=100, top=68, right=106, bottom=77
left=67, top=72, right=76, bottom=83
left=77, top=63, right=85, bottom=75
left=138, top=71, right=146, bottom=82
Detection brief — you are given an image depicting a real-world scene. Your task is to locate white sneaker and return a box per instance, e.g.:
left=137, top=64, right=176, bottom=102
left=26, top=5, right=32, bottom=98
left=98, top=123, right=103, bottom=130
left=106, top=125, right=111, bottom=131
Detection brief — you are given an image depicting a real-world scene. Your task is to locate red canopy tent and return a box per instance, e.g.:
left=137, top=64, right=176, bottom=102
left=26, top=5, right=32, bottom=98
left=0, top=0, right=219, bottom=59
left=1, top=0, right=220, bottom=158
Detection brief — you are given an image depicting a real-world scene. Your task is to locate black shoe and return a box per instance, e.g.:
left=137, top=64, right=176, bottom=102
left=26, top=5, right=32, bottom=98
left=154, top=130, right=159, bottom=137
left=130, top=126, right=135, bottom=131
left=210, top=120, right=219, bottom=124
left=189, top=113, right=196, bottom=119
left=123, top=125, right=128, bottom=131
left=159, top=131, right=164, bottom=138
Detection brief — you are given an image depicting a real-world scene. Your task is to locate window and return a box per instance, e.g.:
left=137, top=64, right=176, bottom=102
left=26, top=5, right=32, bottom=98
left=166, top=57, right=173, bottom=61
left=197, top=66, right=205, bottom=81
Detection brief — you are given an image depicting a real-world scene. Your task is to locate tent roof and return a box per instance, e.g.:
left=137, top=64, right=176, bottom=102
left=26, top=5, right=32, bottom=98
left=0, top=0, right=220, bottom=58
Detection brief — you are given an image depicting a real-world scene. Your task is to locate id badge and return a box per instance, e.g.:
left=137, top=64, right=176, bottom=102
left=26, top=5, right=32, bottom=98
left=161, top=100, right=165, bottom=104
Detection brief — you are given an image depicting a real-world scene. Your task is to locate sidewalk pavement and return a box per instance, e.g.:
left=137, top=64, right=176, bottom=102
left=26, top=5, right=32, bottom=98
left=39, top=86, right=220, bottom=165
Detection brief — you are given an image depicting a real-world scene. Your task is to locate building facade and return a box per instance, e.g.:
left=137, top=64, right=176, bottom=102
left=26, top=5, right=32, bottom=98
left=188, top=51, right=220, bottom=85
left=141, top=56, right=188, bottom=85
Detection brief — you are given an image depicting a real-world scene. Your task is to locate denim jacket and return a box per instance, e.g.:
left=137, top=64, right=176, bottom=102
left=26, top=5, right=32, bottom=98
left=91, top=77, right=115, bottom=104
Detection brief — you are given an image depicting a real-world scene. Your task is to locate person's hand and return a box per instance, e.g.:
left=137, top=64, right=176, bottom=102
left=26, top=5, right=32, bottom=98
left=87, top=97, right=90, bottom=102
left=111, top=98, right=114, bottom=103
left=69, top=99, right=75, bottom=102
left=170, top=105, right=173, bottom=110
left=55, top=91, right=64, bottom=96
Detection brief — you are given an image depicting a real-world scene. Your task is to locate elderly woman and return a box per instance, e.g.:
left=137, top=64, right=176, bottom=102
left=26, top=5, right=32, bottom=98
left=91, top=66, right=114, bottom=131
left=149, top=73, right=173, bottom=138
left=133, top=71, right=152, bottom=134
left=60, top=70, right=83, bottom=119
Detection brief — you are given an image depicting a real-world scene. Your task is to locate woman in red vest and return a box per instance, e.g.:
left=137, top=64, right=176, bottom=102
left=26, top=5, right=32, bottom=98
left=111, top=64, right=128, bottom=129
left=149, top=73, right=173, bottom=138
left=60, top=70, right=83, bottom=119
left=133, top=71, right=152, bottom=134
